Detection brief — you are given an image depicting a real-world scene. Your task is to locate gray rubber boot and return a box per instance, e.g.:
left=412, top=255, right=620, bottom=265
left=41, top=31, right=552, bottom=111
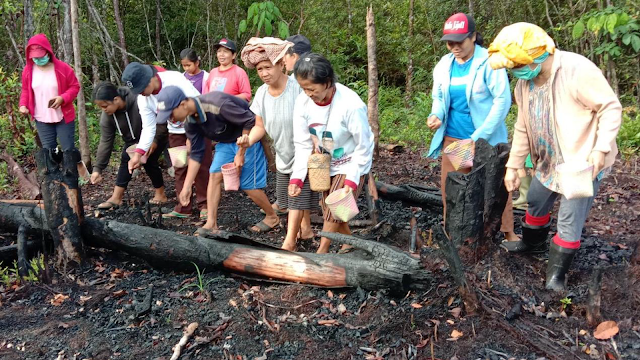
left=545, top=242, right=578, bottom=291
left=501, top=217, right=550, bottom=253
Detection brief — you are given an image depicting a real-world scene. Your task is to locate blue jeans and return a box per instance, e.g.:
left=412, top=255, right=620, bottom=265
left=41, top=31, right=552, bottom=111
left=35, top=120, right=76, bottom=151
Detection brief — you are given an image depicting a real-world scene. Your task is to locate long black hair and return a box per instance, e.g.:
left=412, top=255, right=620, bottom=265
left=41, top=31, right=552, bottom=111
left=474, top=32, right=484, bottom=46
left=180, top=48, right=199, bottom=63
left=92, top=81, right=119, bottom=101
left=293, top=53, right=337, bottom=87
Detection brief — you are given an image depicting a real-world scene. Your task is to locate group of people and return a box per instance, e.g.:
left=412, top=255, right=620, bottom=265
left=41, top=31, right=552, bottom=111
left=19, top=13, right=621, bottom=290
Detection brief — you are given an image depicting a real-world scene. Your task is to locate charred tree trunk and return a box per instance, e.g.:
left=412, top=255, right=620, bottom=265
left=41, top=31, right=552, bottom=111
left=365, top=173, right=380, bottom=224
left=586, top=267, right=604, bottom=327
left=366, top=5, right=380, bottom=158
left=112, top=0, right=129, bottom=67
left=35, top=149, right=84, bottom=267
left=473, top=139, right=510, bottom=242
left=0, top=203, right=429, bottom=291
left=404, top=0, right=414, bottom=107
left=0, top=151, right=40, bottom=199
left=433, top=224, right=479, bottom=315
left=444, top=165, right=485, bottom=247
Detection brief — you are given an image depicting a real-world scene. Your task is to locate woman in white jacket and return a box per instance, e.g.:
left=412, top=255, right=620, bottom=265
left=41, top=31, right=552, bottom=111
left=288, top=53, right=374, bottom=253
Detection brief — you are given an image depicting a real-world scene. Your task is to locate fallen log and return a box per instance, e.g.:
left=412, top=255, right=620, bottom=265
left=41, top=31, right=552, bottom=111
left=375, top=181, right=442, bottom=209
left=0, top=151, right=40, bottom=199
left=0, top=203, right=430, bottom=292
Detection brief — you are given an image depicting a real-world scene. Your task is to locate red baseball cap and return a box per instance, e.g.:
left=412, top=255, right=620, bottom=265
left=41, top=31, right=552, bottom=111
left=441, top=13, right=476, bottom=42
left=28, top=45, right=47, bottom=59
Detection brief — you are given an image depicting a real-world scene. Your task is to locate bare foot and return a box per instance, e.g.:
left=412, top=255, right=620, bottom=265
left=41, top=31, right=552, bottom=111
left=105, top=197, right=123, bottom=206
left=151, top=194, right=168, bottom=204
left=504, top=231, right=520, bottom=241
left=281, top=242, right=296, bottom=251
left=298, top=228, right=315, bottom=240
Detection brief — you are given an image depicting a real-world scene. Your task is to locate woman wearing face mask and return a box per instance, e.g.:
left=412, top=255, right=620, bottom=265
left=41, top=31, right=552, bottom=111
left=202, top=39, right=251, bottom=102
left=91, top=82, right=169, bottom=209
left=488, top=23, right=622, bottom=291
left=19, top=34, right=80, bottom=153
left=426, top=13, right=517, bottom=241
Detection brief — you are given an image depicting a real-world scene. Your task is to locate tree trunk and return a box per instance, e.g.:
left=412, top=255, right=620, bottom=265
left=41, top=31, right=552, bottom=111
left=70, top=0, right=91, bottom=169
left=24, top=0, right=35, bottom=43
left=468, top=0, right=474, bottom=16
left=366, top=5, right=380, bottom=159
left=0, top=151, right=40, bottom=199
left=92, top=52, right=101, bottom=85
left=34, top=149, right=84, bottom=268
left=607, top=59, right=619, bottom=96
left=0, top=203, right=430, bottom=292
left=113, top=0, right=129, bottom=67
left=404, top=0, right=414, bottom=108
left=60, top=0, right=73, bottom=64
left=5, top=23, right=25, bottom=68
left=445, top=165, right=485, bottom=247
left=156, top=0, right=161, bottom=60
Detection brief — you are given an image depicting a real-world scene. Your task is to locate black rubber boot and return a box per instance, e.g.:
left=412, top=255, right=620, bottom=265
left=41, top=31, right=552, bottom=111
left=501, top=217, right=550, bottom=253
left=545, top=242, right=578, bottom=291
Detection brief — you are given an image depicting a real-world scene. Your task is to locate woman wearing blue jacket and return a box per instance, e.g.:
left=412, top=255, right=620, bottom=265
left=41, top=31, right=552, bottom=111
left=427, top=13, right=517, bottom=241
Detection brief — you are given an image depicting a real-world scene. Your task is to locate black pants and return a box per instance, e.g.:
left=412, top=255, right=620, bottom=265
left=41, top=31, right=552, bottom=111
left=115, top=142, right=166, bottom=189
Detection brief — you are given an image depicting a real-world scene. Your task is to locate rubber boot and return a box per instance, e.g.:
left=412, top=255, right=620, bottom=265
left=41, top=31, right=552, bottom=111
left=513, top=175, right=531, bottom=210
left=545, top=242, right=578, bottom=291
left=501, top=217, right=549, bottom=253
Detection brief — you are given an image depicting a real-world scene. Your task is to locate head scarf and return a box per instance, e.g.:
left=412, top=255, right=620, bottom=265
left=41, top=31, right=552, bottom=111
left=487, top=23, right=556, bottom=70
left=241, top=37, right=293, bottom=69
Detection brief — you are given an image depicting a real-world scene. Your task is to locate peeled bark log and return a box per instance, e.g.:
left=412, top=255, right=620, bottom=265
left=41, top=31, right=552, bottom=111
left=445, top=165, right=485, bottom=247
left=0, top=203, right=430, bottom=292
left=0, top=151, right=40, bottom=200
left=35, top=149, right=84, bottom=267
left=366, top=5, right=380, bottom=158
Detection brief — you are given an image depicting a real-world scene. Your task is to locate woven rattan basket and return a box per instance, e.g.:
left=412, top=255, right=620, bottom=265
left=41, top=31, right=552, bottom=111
left=307, top=153, right=331, bottom=191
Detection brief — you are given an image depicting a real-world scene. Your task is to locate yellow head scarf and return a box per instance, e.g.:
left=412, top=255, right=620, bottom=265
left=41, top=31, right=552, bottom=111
left=487, top=23, right=556, bottom=70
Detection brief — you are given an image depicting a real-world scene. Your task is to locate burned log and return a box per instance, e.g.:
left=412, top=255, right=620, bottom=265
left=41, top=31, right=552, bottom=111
left=0, top=202, right=430, bottom=292
left=35, top=149, right=84, bottom=267
left=445, top=165, right=485, bottom=247
left=375, top=182, right=442, bottom=209
left=432, top=224, right=479, bottom=315
left=472, top=139, right=510, bottom=241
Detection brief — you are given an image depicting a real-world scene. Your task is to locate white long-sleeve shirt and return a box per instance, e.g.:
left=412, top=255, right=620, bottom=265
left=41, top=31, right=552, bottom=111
left=135, top=71, right=200, bottom=152
left=290, top=83, right=374, bottom=188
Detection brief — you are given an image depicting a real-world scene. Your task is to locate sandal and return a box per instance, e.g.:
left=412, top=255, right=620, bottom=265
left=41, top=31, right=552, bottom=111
left=162, top=211, right=189, bottom=219
left=260, top=208, right=289, bottom=216
left=199, top=209, right=208, bottom=220
left=97, top=201, right=120, bottom=210
left=195, top=227, right=221, bottom=237
left=248, top=220, right=279, bottom=233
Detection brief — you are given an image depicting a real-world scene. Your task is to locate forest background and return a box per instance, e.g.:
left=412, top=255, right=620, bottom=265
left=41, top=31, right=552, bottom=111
left=0, top=0, right=638, bottom=194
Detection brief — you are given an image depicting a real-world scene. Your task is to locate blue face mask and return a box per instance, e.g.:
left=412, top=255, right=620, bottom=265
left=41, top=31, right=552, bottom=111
left=32, top=54, right=50, bottom=66
left=511, top=52, right=549, bottom=80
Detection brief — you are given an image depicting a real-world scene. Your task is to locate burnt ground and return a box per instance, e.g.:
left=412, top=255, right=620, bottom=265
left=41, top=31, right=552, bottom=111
left=0, top=149, right=639, bottom=360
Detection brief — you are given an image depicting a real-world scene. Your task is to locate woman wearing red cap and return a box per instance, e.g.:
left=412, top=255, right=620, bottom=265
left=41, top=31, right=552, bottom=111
left=19, top=33, right=80, bottom=152
left=426, top=13, right=518, bottom=242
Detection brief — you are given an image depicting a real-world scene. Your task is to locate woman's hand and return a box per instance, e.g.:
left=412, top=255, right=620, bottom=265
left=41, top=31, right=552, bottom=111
left=90, top=171, right=103, bottom=185
left=128, top=153, right=142, bottom=174
left=236, top=134, right=251, bottom=148
left=427, top=115, right=442, bottom=130
left=49, top=96, right=64, bottom=109
left=288, top=184, right=301, bottom=197
left=178, top=186, right=192, bottom=206
left=504, top=168, right=521, bottom=192
left=19, top=106, right=29, bottom=115
left=587, top=150, right=605, bottom=180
